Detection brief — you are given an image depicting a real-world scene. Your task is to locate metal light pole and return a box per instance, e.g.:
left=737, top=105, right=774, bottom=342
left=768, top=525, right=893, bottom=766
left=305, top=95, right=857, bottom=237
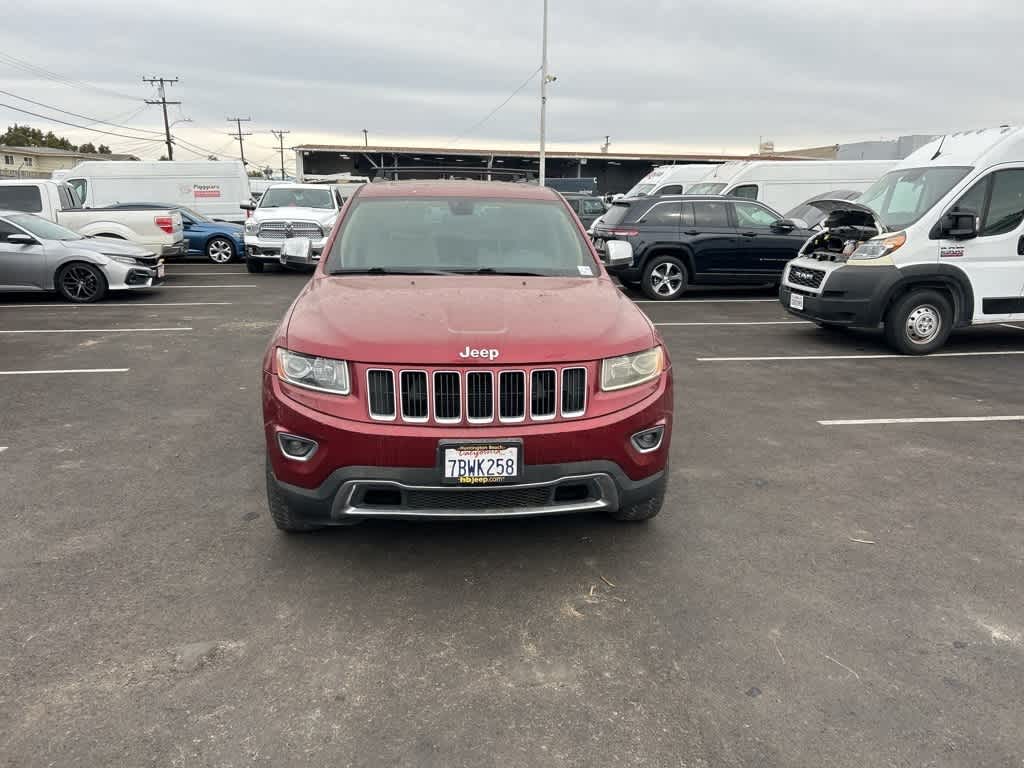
left=539, top=0, right=548, bottom=187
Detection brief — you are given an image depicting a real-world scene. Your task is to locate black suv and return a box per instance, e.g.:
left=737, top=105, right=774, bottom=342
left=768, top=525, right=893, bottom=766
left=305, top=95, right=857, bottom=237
left=593, top=195, right=812, bottom=300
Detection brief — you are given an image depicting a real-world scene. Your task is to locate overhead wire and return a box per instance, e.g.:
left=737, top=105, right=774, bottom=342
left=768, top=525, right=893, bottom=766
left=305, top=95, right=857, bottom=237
left=0, top=101, right=165, bottom=143
left=0, top=88, right=165, bottom=137
left=0, top=52, right=141, bottom=102
left=449, top=66, right=542, bottom=146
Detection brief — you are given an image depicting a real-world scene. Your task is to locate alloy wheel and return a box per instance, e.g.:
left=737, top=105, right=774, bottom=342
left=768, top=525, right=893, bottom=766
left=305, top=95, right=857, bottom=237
left=650, top=262, right=683, bottom=297
left=61, top=265, right=101, bottom=301
left=207, top=238, right=234, bottom=264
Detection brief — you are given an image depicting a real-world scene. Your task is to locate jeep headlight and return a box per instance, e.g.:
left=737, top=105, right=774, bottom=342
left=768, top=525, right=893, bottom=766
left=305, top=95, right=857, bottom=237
left=276, top=348, right=350, bottom=394
left=244, top=219, right=259, bottom=233
left=601, top=346, right=664, bottom=391
left=850, top=232, right=906, bottom=261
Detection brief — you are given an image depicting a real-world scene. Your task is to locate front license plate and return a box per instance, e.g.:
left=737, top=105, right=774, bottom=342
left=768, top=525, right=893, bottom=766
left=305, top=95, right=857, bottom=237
left=156, top=264, right=165, bottom=279
left=441, top=443, right=521, bottom=485
left=790, top=292, right=804, bottom=310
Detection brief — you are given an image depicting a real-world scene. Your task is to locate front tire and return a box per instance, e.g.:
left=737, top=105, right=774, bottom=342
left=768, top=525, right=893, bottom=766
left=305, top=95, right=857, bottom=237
left=884, top=289, right=953, bottom=355
left=246, top=258, right=265, bottom=274
left=206, top=237, right=235, bottom=264
left=265, top=457, right=322, bottom=533
left=56, top=262, right=107, bottom=303
left=641, top=255, right=687, bottom=300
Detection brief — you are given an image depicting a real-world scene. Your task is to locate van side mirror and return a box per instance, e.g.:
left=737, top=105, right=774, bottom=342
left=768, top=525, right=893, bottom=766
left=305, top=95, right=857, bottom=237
left=941, top=209, right=978, bottom=239
left=772, top=219, right=796, bottom=232
left=604, top=240, right=634, bottom=267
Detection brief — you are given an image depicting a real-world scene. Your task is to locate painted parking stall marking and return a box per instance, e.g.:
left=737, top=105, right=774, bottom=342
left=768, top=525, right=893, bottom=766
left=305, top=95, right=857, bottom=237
left=656, top=321, right=807, bottom=327
left=0, top=327, right=192, bottom=335
left=698, top=350, right=1024, bottom=362
left=0, top=302, right=233, bottom=309
left=820, top=415, right=1024, bottom=426
left=0, top=368, right=130, bottom=376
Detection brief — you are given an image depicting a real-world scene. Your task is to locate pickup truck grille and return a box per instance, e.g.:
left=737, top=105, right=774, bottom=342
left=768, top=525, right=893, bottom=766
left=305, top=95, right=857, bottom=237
left=257, top=221, right=322, bottom=239
left=787, top=266, right=825, bottom=289
left=364, top=366, right=589, bottom=424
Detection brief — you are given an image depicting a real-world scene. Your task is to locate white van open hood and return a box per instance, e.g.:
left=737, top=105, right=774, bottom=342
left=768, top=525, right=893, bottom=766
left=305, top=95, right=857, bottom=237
left=805, top=199, right=888, bottom=233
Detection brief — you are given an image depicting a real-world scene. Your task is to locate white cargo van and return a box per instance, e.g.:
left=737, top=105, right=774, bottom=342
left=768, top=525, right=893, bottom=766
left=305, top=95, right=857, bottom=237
left=780, top=126, right=1024, bottom=354
left=58, top=161, right=251, bottom=223
left=623, top=164, right=721, bottom=198
left=687, top=160, right=896, bottom=213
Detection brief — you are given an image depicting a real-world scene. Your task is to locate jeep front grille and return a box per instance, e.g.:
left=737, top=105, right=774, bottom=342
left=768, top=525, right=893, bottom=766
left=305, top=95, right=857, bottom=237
left=364, top=365, right=588, bottom=424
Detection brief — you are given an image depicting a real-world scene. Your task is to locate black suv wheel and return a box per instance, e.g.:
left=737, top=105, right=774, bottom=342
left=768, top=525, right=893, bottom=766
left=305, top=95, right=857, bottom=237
left=641, top=255, right=687, bottom=300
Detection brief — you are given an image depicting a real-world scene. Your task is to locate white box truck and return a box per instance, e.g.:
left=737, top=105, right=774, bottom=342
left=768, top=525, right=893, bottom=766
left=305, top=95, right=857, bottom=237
left=780, top=126, right=1024, bottom=354
left=54, top=160, right=251, bottom=223
left=687, top=160, right=897, bottom=213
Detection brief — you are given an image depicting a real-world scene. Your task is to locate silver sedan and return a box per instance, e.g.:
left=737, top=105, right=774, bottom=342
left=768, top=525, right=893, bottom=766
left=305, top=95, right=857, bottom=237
left=0, top=211, right=164, bottom=302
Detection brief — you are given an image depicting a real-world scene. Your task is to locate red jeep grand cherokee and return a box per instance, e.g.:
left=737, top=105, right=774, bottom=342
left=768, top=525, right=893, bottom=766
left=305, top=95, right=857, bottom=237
left=261, top=180, right=673, bottom=531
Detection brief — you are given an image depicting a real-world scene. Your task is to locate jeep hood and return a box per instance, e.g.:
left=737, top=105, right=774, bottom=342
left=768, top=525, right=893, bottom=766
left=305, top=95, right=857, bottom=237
left=285, top=276, right=656, bottom=365
left=807, top=199, right=888, bottom=232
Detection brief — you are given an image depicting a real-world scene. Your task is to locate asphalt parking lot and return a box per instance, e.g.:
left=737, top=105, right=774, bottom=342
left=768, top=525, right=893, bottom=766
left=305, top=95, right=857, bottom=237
left=2, top=265, right=1022, bottom=767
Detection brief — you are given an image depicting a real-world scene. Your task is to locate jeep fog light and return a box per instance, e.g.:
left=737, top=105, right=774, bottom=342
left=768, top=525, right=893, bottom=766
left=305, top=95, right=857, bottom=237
left=277, top=433, right=318, bottom=461
left=631, top=426, right=665, bottom=453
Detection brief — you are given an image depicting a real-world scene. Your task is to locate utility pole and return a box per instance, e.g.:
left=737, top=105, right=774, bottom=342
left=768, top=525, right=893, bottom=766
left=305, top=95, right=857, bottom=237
left=143, top=76, right=181, bottom=160
left=227, top=117, right=253, bottom=166
left=539, top=0, right=549, bottom=186
left=270, top=129, right=290, bottom=180
left=362, top=128, right=368, bottom=147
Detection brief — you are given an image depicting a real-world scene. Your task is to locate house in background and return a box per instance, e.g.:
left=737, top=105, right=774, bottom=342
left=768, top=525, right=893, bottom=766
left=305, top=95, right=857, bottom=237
left=0, top=145, right=139, bottom=178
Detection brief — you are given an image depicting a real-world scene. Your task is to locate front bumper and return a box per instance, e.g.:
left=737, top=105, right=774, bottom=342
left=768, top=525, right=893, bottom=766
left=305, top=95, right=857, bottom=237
left=245, top=235, right=328, bottom=263
left=780, top=258, right=899, bottom=328
left=104, top=260, right=165, bottom=291
left=263, top=370, right=672, bottom=522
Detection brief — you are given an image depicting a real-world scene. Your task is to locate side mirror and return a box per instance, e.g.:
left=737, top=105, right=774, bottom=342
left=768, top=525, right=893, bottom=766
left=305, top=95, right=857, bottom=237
left=772, top=219, right=796, bottom=232
left=941, top=208, right=978, bottom=239
left=7, top=233, right=37, bottom=245
left=240, top=202, right=256, bottom=212
left=604, top=240, right=634, bottom=267
left=182, top=220, right=193, bottom=229
left=281, top=237, right=312, bottom=263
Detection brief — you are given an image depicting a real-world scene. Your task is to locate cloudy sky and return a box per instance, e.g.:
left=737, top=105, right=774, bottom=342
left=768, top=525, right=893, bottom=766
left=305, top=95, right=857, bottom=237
left=3, top=0, right=1021, bottom=166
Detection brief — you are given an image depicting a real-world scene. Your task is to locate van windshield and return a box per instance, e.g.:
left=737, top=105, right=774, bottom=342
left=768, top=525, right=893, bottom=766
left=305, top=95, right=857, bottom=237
left=328, top=197, right=597, bottom=277
left=631, top=184, right=655, bottom=197
left=687, top=182, right=726, bottom=195
left=857, top=166, right=971, bottom=230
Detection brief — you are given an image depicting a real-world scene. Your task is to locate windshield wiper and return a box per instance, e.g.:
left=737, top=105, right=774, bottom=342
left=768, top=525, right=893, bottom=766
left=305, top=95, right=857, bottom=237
left=460, top=267, right=548, bottom=276
left=330, top=267, right=459, bottom=276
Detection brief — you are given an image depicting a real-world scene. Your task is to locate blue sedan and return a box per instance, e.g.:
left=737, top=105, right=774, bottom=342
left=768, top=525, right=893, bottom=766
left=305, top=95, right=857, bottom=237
left=103, top=203, right=246, bottom=263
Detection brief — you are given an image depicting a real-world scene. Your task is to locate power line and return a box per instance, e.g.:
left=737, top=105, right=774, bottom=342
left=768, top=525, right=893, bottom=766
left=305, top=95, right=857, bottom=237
left=270, top=129, right=290, bottom=180
left=144, top=76, right=181, bottom=160
left=0, top=52, right=141, bottom=102
left=0, top=101, right=165, bottom=143
left=450, top=66, right=542, bottom=146
left=0, top=88, right=164, bottom=137
left=227, top=117, right=253, bottom=166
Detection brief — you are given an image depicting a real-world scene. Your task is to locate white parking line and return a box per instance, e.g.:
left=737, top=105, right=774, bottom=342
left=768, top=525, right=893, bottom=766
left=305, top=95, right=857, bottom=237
left=656, top=321, right=806, bottom=326
left=820, top=415, right=1024, bottom=426
left=1000, top=323, right=1024, bottom=330
left=0, top=302, right=233, bottom=309
left=698, top=350, right=1024, bottom=362
left=0, top=368, right=130, bottom=376
left=167, top=271, right=249, bottom=276
left=632, top=298, right=777, bottom=304
left=0, top=446, right=7, bottom=453
left=159, top=284, right=256, bottom=289
left=0, top=327, right=192, bottom=335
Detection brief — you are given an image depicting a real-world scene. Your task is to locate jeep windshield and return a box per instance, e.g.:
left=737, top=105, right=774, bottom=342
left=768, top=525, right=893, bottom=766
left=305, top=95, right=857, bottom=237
left=327, top=197, right=598, bottom=277
left=856, top=166, right=971, bottom=230
left=259, top=188, right=334, bottom=209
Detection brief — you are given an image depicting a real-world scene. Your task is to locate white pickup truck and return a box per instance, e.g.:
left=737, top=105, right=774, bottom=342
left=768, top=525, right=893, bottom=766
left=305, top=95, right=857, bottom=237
left=0, top=179, right=187, bottom=258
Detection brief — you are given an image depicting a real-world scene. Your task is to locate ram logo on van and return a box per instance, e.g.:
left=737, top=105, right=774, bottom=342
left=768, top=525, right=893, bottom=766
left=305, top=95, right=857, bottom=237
left=458, top=346, right=500, bottom=361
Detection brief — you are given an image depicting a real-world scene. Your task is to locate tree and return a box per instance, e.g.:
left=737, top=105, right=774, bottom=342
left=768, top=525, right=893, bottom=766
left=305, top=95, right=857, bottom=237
left=1, top=124, right=115, bottom=154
